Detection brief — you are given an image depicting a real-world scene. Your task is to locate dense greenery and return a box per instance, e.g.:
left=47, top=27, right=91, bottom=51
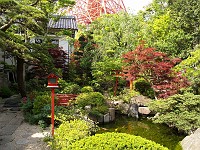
left=175, top=45, right=200, bottom=94
left=50, top=120, right=94, bottom=150
left=97, top=114, right=184, bottom=150
left=67, top=132, right=168, bottom=150
left=0, top=0, right=75, bottom=96
left=76, top=92, right=108, bottom=117
left=148, top=93, right=200, bottom=134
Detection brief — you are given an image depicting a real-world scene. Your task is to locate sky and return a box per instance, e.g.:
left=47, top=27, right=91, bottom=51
left=123, top=0, right=153, bottom=14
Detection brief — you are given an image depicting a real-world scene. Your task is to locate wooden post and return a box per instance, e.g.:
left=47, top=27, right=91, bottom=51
left=130, top=80, right=133, bottom=90
left=51, top=88, right=55, bottom=136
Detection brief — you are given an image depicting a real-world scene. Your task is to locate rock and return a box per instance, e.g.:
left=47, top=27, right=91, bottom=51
left=130, top=95, right=151, bottom=106
left=103, top=113, right=110, bottom=123
left=118, top=103, right=130, bottom=114
left=138, top=107, right=151, bottom=115
left=109, top=108, right=115, bottom=121
left=127, top=104, right=139, bottom=118
left=181, top=128, right=200, bottom=150
left=84, top=105, right=91, bottom=112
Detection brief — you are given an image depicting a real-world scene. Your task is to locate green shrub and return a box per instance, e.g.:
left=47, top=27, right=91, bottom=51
left=108, top=88, right=139, bottom=103
left=76, top=92, right=105, bottom=107
left=67, top=132, right=168, bottom=150
left=81, top=86, right=94, bottom=93
left=0, top=86, right=13, bottom=98
left=134, top=78, right=155, bottom=99
left=76, top=92, right=108, bottom=116
left=33, top=92, right=51, bottom=114
left=58, top=79, right=80, bottom=94
left=148, top=93, right=200, bottom=134
left=50, top=120, right=92, bottom=149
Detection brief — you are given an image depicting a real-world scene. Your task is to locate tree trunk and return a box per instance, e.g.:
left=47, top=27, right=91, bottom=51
left=17, top=57, right=26, bottom=97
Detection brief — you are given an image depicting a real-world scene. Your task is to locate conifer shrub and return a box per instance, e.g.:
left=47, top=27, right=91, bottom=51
left=67, top=132, right=169, bottom=150
left=149, top=93, right=200, bottom=134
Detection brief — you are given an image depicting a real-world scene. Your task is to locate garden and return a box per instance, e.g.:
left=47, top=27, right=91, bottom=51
left=0, top=0, right=200, bottom=150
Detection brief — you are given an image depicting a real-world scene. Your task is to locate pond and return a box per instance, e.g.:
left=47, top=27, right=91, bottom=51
left=97, top=114, right=185, bottom=150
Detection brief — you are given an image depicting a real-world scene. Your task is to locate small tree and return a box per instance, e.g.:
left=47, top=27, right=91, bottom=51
left=122, top=44, right=189, bottom=99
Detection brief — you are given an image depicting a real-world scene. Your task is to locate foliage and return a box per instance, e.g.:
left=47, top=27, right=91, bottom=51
left=134, top=78, right=155, bottom=99
left=0, top=86, right=13, bottom=98
left=67, top=35, right=95, bottom=85
left=175, top=45, right=200, bottom=94
left=50, top=119, right=93, bottom=149
left=169, top=0, right=200, bottom=48
left=33, top=91, right=51, bottom=114
left=81, top=86, right=94, bottom=93
left=0, top=0, right=75, bottom=96
left=108, top=88, right=139, bottom=104
left=54, top=105, right=87, bottom=123
left=58, top=79, right=80, bottom=94
left=122, top=44, right=189, bottom=98
left=48, top=47, right=68, bottom=74
left=148, top=93, right=200, bottom=134
left=67, top=132, right=169, bottom=150
left=26, top=78, right=46, bottom=92
left=76, top=92, right=108, bottom=116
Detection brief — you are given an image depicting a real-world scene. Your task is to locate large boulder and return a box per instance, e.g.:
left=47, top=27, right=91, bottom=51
left=130, top=95, right=151, bottom=106
left=181, top=128, right=200, bottom=150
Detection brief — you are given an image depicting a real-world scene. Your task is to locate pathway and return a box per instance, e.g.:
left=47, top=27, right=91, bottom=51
left=0, top=95, right=50, bottom=150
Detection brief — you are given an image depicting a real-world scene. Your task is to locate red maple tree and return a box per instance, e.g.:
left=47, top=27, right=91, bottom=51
left=122, top=44, right=189, bottom=99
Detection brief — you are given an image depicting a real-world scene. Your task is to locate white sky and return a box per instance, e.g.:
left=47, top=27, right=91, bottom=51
left=123, top=0, right=153, bottom=14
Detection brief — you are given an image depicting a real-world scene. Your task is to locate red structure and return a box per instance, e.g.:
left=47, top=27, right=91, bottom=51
left=47, top=73, right=59, bottom=136
left=68, top=0, right=126, bottom=24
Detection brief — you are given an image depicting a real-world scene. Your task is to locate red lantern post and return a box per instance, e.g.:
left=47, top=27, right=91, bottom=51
left=47, top=73, right=59, bottom=136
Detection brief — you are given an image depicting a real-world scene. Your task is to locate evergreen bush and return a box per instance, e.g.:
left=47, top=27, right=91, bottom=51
left=67, top=132, right=168, bottom=150
left=148, top=93, right=200, bottom=134
left=50, top=120, right=93, bottom=149
left=76, top=92, right=108, bottom=116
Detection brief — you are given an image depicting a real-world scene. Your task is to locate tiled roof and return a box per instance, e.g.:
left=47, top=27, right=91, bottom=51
left=48, top=16, right=78, bottom=30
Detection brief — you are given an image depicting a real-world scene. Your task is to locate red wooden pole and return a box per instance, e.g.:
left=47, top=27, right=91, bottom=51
left=51, top=88, right=55, bottom=136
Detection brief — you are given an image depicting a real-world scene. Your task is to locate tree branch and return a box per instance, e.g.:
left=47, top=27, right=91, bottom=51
left=31, top=0, right=40, bottom=6
left=0, top=19, right=13, bottom=31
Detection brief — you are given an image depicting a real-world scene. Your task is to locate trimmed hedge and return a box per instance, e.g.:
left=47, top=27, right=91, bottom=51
left=67, top=132, right=169, bottom=150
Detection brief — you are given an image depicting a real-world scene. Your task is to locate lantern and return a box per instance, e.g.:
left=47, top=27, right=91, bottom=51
left=47, top=73, right=59, bottom=136
left=47, top=73, right=59, bottom=88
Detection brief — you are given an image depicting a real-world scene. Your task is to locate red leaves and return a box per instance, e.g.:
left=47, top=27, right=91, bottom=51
left=122, top=44, right=189, bottom=99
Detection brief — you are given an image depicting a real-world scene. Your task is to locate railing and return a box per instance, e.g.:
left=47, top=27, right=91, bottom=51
left=56, top=94, right=78, bottom=106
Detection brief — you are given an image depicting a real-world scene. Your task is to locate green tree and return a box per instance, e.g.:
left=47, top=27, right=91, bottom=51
left=82, top=13, right=140, bottom=91
left=175, top=45, right=200, bottom=94
left=0, top=0, right=75, bottom=96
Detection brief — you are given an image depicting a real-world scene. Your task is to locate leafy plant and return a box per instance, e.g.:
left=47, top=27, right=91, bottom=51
left=108, top=88, right=139, bottom=103
left=58, top=79, right=81, bottom=94
left=67, top=132, right=168, bottom=150
left=148, top=93, right=200, bottom=134
left=50, top=119, right=94, bottom=149
left=33, top=92, right=51, bottom=114
left=122, top=44, right=189, bottom=99
left=175, top=45, right=200, bottom=94
left=134, top=78, right=155, bottom=99
left=76, top=92, right=108, bottom=117
left=0, top=86, right=13, bottom=98
left=81, top=86, right=94, bottom=93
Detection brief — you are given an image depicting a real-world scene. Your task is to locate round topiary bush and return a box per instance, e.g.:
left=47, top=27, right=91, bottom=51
left=81, top=86, right=94, bottom=93
left=67, top=132, right=168, bottom=150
